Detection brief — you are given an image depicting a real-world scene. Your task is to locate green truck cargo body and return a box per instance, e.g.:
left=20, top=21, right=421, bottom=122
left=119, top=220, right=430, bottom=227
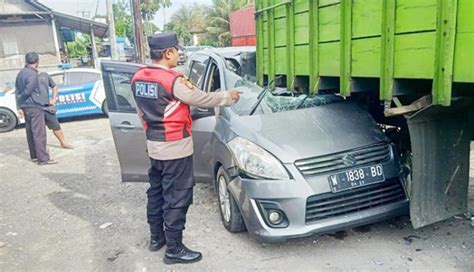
left=256, top=0, right=474, bottom=229
left=256, top=0, right=474, bottom=105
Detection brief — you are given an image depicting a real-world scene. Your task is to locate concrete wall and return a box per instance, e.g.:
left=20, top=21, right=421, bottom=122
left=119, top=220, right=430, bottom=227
left=0, top=20, right=58, bottom=89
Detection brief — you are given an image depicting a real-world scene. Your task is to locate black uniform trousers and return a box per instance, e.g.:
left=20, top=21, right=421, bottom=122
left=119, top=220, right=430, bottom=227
left=23, top=107, right=49, bottom=162
left=147, top=155, right=195, bottom=250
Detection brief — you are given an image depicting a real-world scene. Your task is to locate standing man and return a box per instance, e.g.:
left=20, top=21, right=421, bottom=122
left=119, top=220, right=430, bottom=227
left=15, top=52, right=57, bottom=165
left=131, top=32, right=240, bottom=265
left=38, top=72, right=73, bottom=149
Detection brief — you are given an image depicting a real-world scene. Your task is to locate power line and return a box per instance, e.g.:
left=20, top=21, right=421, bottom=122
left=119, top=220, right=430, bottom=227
left=94, top=0, right=100, bottom=18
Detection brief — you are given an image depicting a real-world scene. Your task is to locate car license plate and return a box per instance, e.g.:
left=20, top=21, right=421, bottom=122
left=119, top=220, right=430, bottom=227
left=328, top=164, right=385, bottom=193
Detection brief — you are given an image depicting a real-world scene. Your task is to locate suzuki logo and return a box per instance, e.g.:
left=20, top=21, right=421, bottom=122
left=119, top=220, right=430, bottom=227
left=342, top=154, right=357, bottom=166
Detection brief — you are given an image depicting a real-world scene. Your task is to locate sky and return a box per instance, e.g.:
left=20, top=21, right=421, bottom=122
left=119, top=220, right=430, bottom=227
left=39, top=0, right=213, bottom=30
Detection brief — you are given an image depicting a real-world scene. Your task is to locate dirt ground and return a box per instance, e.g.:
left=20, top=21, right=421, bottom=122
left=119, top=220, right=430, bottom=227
left=0, top=117, right=473, bottom=271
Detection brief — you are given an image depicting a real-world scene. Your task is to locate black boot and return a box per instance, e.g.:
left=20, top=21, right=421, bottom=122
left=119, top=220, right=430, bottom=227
left=163, top=231, right=202, bottom=264
left=149, top=236, right=166, bottom=252
left=149, top=227, right=166, bottom=252
left=164, top=244, right=202, bottom=264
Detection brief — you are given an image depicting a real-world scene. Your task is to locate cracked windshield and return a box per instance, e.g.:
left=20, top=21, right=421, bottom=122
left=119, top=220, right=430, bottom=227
left=227, top=75, right=343, bottom=116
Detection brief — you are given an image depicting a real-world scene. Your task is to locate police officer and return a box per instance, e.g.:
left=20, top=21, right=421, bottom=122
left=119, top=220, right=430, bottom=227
left=131, top=32, right=241, bottom=264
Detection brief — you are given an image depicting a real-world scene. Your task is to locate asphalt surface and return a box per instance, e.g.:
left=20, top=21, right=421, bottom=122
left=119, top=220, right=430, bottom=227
left=0, top=117, right=473, bottom=271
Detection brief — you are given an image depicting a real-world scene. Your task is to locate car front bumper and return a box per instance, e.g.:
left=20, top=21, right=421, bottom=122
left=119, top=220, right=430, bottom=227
left=226, top=155, right=409, bottom=243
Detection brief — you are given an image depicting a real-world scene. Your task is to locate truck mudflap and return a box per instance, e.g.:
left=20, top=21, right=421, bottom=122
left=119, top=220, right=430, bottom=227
left=407, top=98, right=473, bottom=228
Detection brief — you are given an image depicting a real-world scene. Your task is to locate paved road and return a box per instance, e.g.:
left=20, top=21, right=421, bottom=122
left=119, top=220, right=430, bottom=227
left=0, top=118, right=473, bottom=271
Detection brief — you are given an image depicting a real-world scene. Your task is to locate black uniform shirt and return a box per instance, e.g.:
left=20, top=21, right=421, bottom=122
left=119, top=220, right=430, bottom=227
left=15, top=66, right=48, bottom=108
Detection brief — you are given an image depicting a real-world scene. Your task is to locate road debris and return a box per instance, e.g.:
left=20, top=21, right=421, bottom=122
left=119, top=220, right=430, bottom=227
left=371, top=260, right=383, bottom=265
left=107, top=248, right=123, bottom=262
left=99, top=222, right=113, bottom=229
left=404, top=235, right=421, bottom=245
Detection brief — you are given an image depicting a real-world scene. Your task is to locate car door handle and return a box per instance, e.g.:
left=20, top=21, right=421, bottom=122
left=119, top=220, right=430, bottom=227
left=114, top=123, right=136, bottom=130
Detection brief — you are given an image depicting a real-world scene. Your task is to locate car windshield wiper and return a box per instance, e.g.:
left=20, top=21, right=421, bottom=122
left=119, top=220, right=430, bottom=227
left=294, top=94, right=309, bottom=110
left=249, top=76, right=281, bottom=115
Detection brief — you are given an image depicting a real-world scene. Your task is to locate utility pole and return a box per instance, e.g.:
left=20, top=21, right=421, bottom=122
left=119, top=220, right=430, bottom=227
left=132, top=0, right=146, bottom=63
left=162, top=6, right=166, bottom=27
left=106, top=0, right=118, bottom=60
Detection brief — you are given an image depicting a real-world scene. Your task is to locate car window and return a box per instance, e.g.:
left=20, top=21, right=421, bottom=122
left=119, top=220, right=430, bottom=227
left=110, top=72, right=137, bottom=112
left=50, top=73, right=64, bottom=86
left=207, top=63, right=221, bottom=93
left=225, top=58, right=240, bottom=75
left=66, top=71, right=101, bottom=85
left=187, top=55, right=210, bottom=89
left=188, top=60, right=207, bottom=89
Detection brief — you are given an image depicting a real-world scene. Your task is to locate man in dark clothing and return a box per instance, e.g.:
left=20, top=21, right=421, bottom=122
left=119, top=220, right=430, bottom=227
left=131, top=32, right=240, bottom=264
left=15, top=52, right=57, bottom=165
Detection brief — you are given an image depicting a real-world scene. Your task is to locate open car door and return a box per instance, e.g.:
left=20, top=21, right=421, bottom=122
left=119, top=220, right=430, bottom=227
left=101, top=61, right=148, bottom=182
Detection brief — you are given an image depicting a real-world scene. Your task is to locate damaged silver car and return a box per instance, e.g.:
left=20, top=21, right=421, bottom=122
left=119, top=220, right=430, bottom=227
left=101, top=47, right=408, bottom=242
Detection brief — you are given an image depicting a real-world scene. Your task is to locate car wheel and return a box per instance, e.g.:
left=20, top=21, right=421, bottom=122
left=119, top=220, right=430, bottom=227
left=0, top=108, right=17, bottom=133
left=216, top=166, right=246, bottom=233
left=101, top=100, right=109, bottom=117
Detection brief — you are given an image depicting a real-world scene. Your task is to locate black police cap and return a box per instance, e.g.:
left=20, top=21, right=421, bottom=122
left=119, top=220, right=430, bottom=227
left=148, top=32, right=183, bottom=50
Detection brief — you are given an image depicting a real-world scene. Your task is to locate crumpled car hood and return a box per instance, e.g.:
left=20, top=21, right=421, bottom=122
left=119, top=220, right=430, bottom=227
left=230, top=102, right=388, bottom=163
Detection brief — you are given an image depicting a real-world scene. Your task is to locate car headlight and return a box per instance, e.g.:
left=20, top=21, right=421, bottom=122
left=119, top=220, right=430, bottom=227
left=228, top=137, right=289, bottom=180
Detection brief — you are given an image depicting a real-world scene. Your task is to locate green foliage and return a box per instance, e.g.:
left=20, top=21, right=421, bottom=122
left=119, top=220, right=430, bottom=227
left=164, top=4, right=207, bottom=45
left=206, top=0, right=254, bottom=46
left=163, top=0, right=254, bottom=46
left=112, top=0, right=255, bottom=49
left=144, top=21, right=159, bottom=37
left=198, top=36, right=220, bottom=47
left=65, top=34, right=91, bottom=58
left=113, top=1, right=133, bottom=42
left=113, top=1, right=159, bottom=43
left=141, top=0, right=171, bottom=21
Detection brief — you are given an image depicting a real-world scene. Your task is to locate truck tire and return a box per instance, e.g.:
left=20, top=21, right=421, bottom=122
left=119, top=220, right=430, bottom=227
left=0, top=108, right=17, bottom=133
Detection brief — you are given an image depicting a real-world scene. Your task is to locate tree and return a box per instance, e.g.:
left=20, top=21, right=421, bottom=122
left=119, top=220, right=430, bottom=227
left=113, top=0, right=161, bottom=42
left=144, top=21, right=159, bottom=37
left=206, top=0, right=254, bottom=46
left=141, top=0, right=172, bottom=21
left=164, top=4, right=207, bottom=45
left=113, top=1, right=133, bottom=42
left=66, top=34, right=91, bottom=58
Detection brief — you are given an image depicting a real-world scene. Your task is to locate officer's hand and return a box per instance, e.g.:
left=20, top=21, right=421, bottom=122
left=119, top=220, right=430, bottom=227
left=49, top=98, right=56, bottom=106
left=18, top=109, right=24, bottom=119
left=229, top=90, right=242, bottom=102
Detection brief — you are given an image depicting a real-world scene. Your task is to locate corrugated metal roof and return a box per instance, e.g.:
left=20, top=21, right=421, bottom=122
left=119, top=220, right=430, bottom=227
left=53, top=11, right=108, bottom=38
left=0, top=0, right=50, bottom=15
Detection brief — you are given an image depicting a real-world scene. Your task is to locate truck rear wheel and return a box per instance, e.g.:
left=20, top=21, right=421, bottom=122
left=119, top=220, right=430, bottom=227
left=407, top=103, right=471, bottom=228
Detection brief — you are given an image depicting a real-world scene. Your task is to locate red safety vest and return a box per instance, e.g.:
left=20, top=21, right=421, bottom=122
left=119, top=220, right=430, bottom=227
left=131, top=66, right=192, bottom=141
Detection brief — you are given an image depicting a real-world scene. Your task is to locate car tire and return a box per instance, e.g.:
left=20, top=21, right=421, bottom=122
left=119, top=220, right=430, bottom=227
left=101, top=100, right=109, bottom=117
left=216, top=166, right=246, bottom=233
left=0, top=108, right=17, bottom=133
